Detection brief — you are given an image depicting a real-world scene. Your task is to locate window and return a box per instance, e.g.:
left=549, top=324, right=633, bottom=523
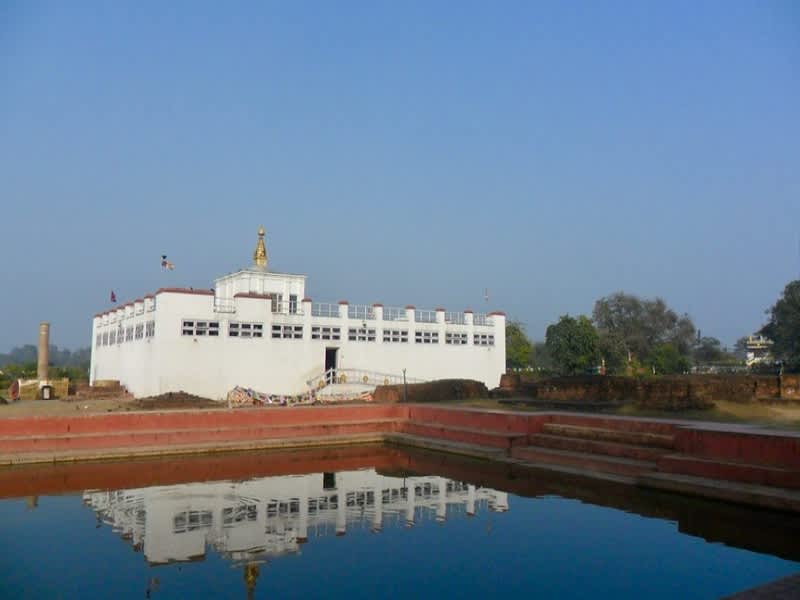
left=271, top=293, right=283, bottom=313
left=289, top=294, right=298, bottom=314
left=272, top=324, right=303, bottom=339
left=229, top=322, right=264, bottom=338
left=145, top=321, right=155, bottom=338
left=96, top=333, right=102, bottom=347
left=173, top=510, right=213, bottom=534
left=134, top=323, right=144, bottom=340
left=348, top=327, right=376, bottom=342
left=109, top=331, right=116, bottom=345
left=383, top=329, right=408, bottom=343
left=415, top=331, right=439, bottom=344
left=474, top=333, right=495, bottom=346
left=312, top=326, right=340, bottom=340
left=117, top=327, right=123, bottom=344
left=102, top=332, right=109, bottom=346
left=446, top=332, right=468, bottom=345
left=125, top=326, right=134, bottom=342
left=223, top=505, right=257, bottom=526
left=182, top=320, right=220, bottom=336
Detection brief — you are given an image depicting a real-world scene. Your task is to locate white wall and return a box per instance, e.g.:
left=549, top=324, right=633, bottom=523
left=91, top=287, right=506, bottom=400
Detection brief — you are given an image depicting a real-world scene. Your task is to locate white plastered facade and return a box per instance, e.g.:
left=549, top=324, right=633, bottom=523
left=90, top=239, right=506, bottom=400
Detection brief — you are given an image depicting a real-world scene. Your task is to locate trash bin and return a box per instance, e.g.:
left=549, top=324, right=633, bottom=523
left=41, top=385, right=53, bottom=400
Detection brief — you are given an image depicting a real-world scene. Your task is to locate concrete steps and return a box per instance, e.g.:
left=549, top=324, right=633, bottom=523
left=0, top=433, right=387, bottom=466
left=401, top=421, right=528, bottom=450
left=656, top=454, right=800, bottom=490
left=511, top=445, right=655, bottom=479
left=540, top=422, right=675, bottom=449
left=384, top=433, right=507, bottom=460
left=639, top=471, right=800, bottom=513
left=509, top=417, right=676, bottom=479
left=0, top=419, right=398, bottom=453
left=528, top=433, right=669, bottom=462
left=545, top=414, right=679, bottom=435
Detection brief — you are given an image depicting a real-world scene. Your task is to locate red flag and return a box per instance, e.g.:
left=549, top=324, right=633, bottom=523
left=110, top=290, right=117, bottom=303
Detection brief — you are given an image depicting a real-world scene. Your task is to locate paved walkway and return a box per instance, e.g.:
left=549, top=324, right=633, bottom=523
left=722, top=573, right=800, bottom=599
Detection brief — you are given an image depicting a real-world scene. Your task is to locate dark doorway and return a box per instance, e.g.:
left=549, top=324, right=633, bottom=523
left=323, top=472, right=336, bottom=490
left=325, top=347, right=338, bottom=383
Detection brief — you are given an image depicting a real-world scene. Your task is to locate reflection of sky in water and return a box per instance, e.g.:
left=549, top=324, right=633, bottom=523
left=0, top=467, right=797, bottom=600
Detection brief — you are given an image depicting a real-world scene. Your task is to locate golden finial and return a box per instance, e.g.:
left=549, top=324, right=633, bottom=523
left=244, top=563, right=260, bottom=600
left=253, top=226, right=268, bottom=269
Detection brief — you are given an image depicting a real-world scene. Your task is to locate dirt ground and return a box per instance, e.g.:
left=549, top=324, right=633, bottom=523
left=0, top=391, right=222, bottom=417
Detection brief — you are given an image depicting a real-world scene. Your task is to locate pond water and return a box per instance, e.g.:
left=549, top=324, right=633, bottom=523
left=0, top=446, right=798, bottom=599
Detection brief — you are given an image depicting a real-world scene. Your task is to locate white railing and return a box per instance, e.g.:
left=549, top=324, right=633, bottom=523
left=348, top=304, right=375, bottom=320
left=383, top=306, right=408, bottom=321
left=271, top=300, right=303, bottom=315
left=414, top=309, right=437, bottom=323
left=306, top=368, right=427, bottom=391
left=444, top=312, right=466, bottom=325
left=311, top=303, right=340, bottom=318
left=473, top=313, right=491, bottom=326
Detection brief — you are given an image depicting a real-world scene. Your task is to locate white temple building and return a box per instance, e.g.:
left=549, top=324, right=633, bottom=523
left=83, top=469, right=509, bottom=566
left=90, top=227, right=506, bottom=400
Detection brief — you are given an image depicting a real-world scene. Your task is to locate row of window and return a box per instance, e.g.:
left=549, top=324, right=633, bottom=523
left=96, top=321, right=155, bottom=347
left=176, top=320, right=494, bottom=346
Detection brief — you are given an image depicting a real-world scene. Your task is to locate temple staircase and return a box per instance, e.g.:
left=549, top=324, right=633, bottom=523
left=308, top=369, right=426, bottom=402
left=511, top=416, right=678, bottom=482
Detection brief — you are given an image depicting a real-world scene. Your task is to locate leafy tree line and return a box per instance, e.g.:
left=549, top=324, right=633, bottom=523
left=506, top=292, right=742, bottom=376
left=0, top=345, right=91, bottom=389
left=760, top=280, right=800, bottom=371
left=0, top=345, right=90, bottom=369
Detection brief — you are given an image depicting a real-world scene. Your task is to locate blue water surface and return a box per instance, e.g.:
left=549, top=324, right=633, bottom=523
left=0, top=478, right=797, bottom=599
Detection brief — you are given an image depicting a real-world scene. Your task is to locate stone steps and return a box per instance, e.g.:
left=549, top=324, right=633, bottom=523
left=639, top=471, right=800, bottom=513
left=0, top=432, right=387, bottom=466
left=528, top=433, right=670, bottom=462
left=511, top=445, right=655, bottom=479
left=401, top=421, right=528, bottom=450
left=540, top=422, right=675, bottom=449
left=656, top=454, right=800, bottom=490
left=546, top=414, right=679, bottom=435
left=0, top=419, right=398, bottom=453
left=384, top=433, right=507, bottom=460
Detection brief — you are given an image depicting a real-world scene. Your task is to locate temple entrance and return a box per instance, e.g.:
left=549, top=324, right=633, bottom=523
left=325, top=348, right=338, bottom=383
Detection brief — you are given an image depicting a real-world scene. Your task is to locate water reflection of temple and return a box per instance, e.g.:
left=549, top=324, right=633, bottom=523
left=83, top=469, right=508, bottom=566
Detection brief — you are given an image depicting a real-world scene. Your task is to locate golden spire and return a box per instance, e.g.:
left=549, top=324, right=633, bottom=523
left=253, top=225, right=268, bottom=269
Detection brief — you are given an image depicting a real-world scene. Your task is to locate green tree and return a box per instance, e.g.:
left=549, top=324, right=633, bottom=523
left=693, top=336, right=724, bottom=364
left=647, top=344, right=690, bottom=374
left=733, top=336, right=749, bottom=359
left=592, top=292, right=695, bottom=362
left=505, top=321, right=534, bottom=370
left=545, top=315, right=600, bottom=375
left=760, top=280, right=800, bottom=371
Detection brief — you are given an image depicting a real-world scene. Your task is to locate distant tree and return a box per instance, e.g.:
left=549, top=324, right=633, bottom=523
left=693, top=336, right=724, bottom=364
left=505, top=321, right=534, bottom=370
left=760, top=280, right=800, bottom=371
left=0, top=345, right=90, bottom=369
left=592, top=292, right=695, bottom=361
left=733, top=336, right=749, bottom=359
left=545, top=315, right=600, bottom=375
left=532, top=341, right=556, bottom=374
left=647, top=344, right=691, bottom=375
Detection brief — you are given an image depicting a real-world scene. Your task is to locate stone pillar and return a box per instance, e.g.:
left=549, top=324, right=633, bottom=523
left=466, top=484, right=476, bottom=516
left=372, top=486, right=382, bottom=532
left=405, top=480, right=415, bottom=527
left=37, top=321, right=50, bottom=381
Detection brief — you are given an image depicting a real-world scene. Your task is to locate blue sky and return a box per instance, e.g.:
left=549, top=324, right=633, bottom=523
left=1, top=1, right=798, bottom=350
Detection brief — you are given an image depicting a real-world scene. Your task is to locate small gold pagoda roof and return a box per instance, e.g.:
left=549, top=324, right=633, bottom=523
left=253, top=226, right=268, bottom=269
